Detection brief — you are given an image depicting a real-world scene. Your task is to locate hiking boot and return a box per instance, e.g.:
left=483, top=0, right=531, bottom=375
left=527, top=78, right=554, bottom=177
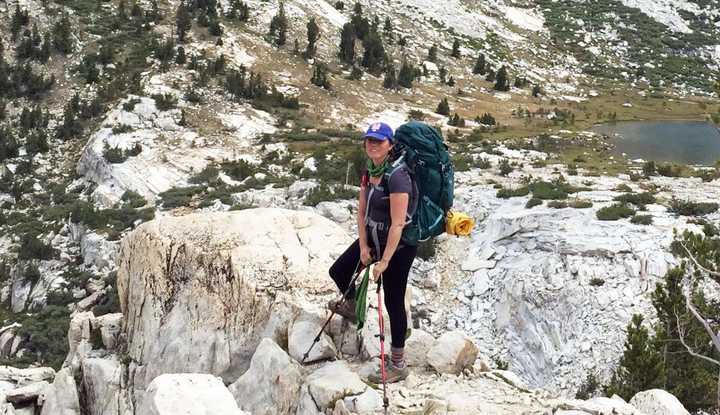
left=367, top=363, right=409, bottom=384
left=328, top=298, right=357, bottom=323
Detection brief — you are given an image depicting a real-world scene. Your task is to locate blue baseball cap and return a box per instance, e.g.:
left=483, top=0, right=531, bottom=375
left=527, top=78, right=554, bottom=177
left=364, top=122, right=394, bottom=142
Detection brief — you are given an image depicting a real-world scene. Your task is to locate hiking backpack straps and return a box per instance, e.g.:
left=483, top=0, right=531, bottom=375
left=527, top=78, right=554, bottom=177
left=392, top=121, right=454, bottom=245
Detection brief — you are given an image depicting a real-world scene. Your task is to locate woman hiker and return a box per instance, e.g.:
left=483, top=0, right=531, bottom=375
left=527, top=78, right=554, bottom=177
left=328, top=121, right=417, bottom=383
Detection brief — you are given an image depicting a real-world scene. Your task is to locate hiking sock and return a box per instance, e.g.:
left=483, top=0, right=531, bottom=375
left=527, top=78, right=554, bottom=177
left=390, top=346, right=407, bottom=369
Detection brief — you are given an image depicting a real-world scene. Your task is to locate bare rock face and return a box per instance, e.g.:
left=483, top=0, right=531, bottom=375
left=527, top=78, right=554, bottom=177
left=116, top=208, right=351, bottom=407
left=427, top=331, right=479, bottom=374
left=629, top=389, right=690, bottom=415
left=39, top=368, right=80, bottom=415
left=140, top=374, right=248, bottom=415
left=228, top=338, right=302, bottom=415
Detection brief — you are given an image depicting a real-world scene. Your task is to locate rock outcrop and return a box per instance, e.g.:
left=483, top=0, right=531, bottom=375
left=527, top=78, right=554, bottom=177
left=228, top=338, right=302, bottom=415
left=116, top=208, right=351, bottom=408
left=141, top=374, right=248, bottom=415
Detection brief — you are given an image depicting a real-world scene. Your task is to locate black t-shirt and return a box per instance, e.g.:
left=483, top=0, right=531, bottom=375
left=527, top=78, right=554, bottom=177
left=364, top=166, right=413, bottom=247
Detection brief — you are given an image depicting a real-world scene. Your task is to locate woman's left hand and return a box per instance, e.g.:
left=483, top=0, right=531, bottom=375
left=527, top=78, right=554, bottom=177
left=372, top=259, right=388, bottom=282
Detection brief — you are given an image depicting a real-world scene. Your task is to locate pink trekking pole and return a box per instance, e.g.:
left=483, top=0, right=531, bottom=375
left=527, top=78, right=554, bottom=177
left=376, top=276, right=390, bottom=414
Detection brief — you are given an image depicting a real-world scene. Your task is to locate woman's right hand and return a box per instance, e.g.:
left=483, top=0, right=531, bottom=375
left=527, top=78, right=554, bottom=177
left=360, top=244, right=373, bottom=266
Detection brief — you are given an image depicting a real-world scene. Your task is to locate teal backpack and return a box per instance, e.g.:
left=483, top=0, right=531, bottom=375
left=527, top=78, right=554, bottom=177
left=384, top=121, right=454, bottom=245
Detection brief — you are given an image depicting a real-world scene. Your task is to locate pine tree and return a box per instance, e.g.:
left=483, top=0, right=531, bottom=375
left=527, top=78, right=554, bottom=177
left=398, top=60, right=415, bottom=88
left=485, top=68, right=496, bottom=82
left=436, top=98, right=450, bottom=116
left=118, top=0, right=128, bottom=20
left=305, top=18, right=320, bottom=59
left=361, top=31, right=385, bottom=74
left=439, top=66, right=447, bottom=84
left=348, top=65, right=362, bottom=80
left=383, top=63, right=398, bottom=90
left=532, top=85, right=542, bottom=97
left=448, top=112, right=464, bottom=127
left=447, top=76, right=455, bottom=87
left=604, top=314, right=665, bottom=401
left=473, top=53, right=486, bottom=75
left=268, top=2, right=288, bottom=47
left=175, top=46, right=186, bottom=64
left=338, top=22, right=356, bottom=63
left=11, top=5, right=29, bottom=41
left=52, top=13, right=74, bottom=54
left=427, top=44, right=437, bottom=63
left=398, top=36, right=406, bottom=48
left=494, top=66, right=510, bottom=91
left=383, top=17, right=394, bottom=43
left=131, top=1, right=142, bottom=18
left=208, top=18, right=223, bottom=36
left=149, top=0, right=162, bottom=22
left=311, top=62, right=331, bottom=90
left=451, top=38, right=460, bottom=58
left=350, top=3, right=369, bottom=41
left=650, top=264, right=719, bottom=411
left=176, top=3, right=192, bottom=43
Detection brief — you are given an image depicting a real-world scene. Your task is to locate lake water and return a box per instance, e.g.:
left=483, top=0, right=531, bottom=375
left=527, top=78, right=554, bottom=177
left=592, top=121, right=720, bottom=165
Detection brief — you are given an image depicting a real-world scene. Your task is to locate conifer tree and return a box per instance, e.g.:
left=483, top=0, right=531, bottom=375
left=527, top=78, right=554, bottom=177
left=383, top=63, right=398, bottom=90
left=176, top=3, right=192, bottom=43
left=438, top=66, right=447, bottom=84
left=338, top=22, right=356, bottom=63
left=451, top=38, right=460, bottom=58
left=473, top=53, right=486, bottom=75
left=532, top=85, right=542, bottom=97
left=176, top=46, right=186, bottom=65
left=311, top=62, right=331, bottom=89
left=361, top=30, right=385, bottom=74
left=52, top=13, right=74, bottom=54
left=398, top=36, right=406, bottom=48
left=604, top=314, right=665, bottom=401
left=305, top=18, right=320, bottom=59
left=427, top=44, right=438, bottom=63
left=350, top=2, right=369, bottom=41
left=485, top=68, right=496, bottom=82
left=494, top=66, right=510, bottom=91
left=436, top=97, right=450, bottom=116
left=383, top=17, right=394, bottom=43
left=447, top=76, right=455, bottom=87
left=11, top=5, right=29, bottom=41
left=398, top=59, right=415, bottom=88
left=268, top=2, right=288, bottom=46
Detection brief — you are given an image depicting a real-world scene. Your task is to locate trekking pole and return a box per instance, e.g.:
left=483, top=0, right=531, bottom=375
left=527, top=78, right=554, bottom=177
left=301, top=259, right=363, bottom=364
left=375, top=275, right=390, bottom=415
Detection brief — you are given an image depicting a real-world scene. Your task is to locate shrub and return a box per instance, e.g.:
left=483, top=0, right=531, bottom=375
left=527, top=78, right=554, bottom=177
left=103, top=143, right=127, bottom=164
left=525, top=198, right=542, bottom=208
left=529, top=181, right=567, bottom=200
left=189, top=164, right=220, bottom=184
left=122, top=97, right=141, bottom=112
left=499, top=159, right=513, bottom=176
left=596, top=203, right=635, bottom=221
left=476, top=157, right=491, bottom=169
left=614, top=183, right=633, bottom=192
left=668, top=197, right=719, bottom=216
left=112, top=124, right=133, bottom=134
left=589, top=278, right=605, bottom=287
left=92, top=272, right=120, bottom=316
left=18, top=234, right=54, bottom=260
left=656, top=163, right=683, bottom=177
left=642, top=161, right=656, bottom=176
left=151, top=93, right=177, bottom=111
left=576, top=372, right=600, bottom=400
left=222, top=159, right=256, bottom=181
left=569, top=199, right=593, bottom=209
left=613, top=192, right=656, bottom=207
left=158, top=186, right=203, bottom=208
left=121, top=190, right=146, bottom=208
left=547, top=200, right=567, bottom=209
left=496, top=186, right=529, bottom=199
left=630, top=214, right=653, bottom=225
left=303, top=183, right=357, bottom=206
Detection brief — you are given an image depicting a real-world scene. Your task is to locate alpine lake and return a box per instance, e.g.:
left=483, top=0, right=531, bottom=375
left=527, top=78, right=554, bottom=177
left=592, top=121, right=720, bottom=166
